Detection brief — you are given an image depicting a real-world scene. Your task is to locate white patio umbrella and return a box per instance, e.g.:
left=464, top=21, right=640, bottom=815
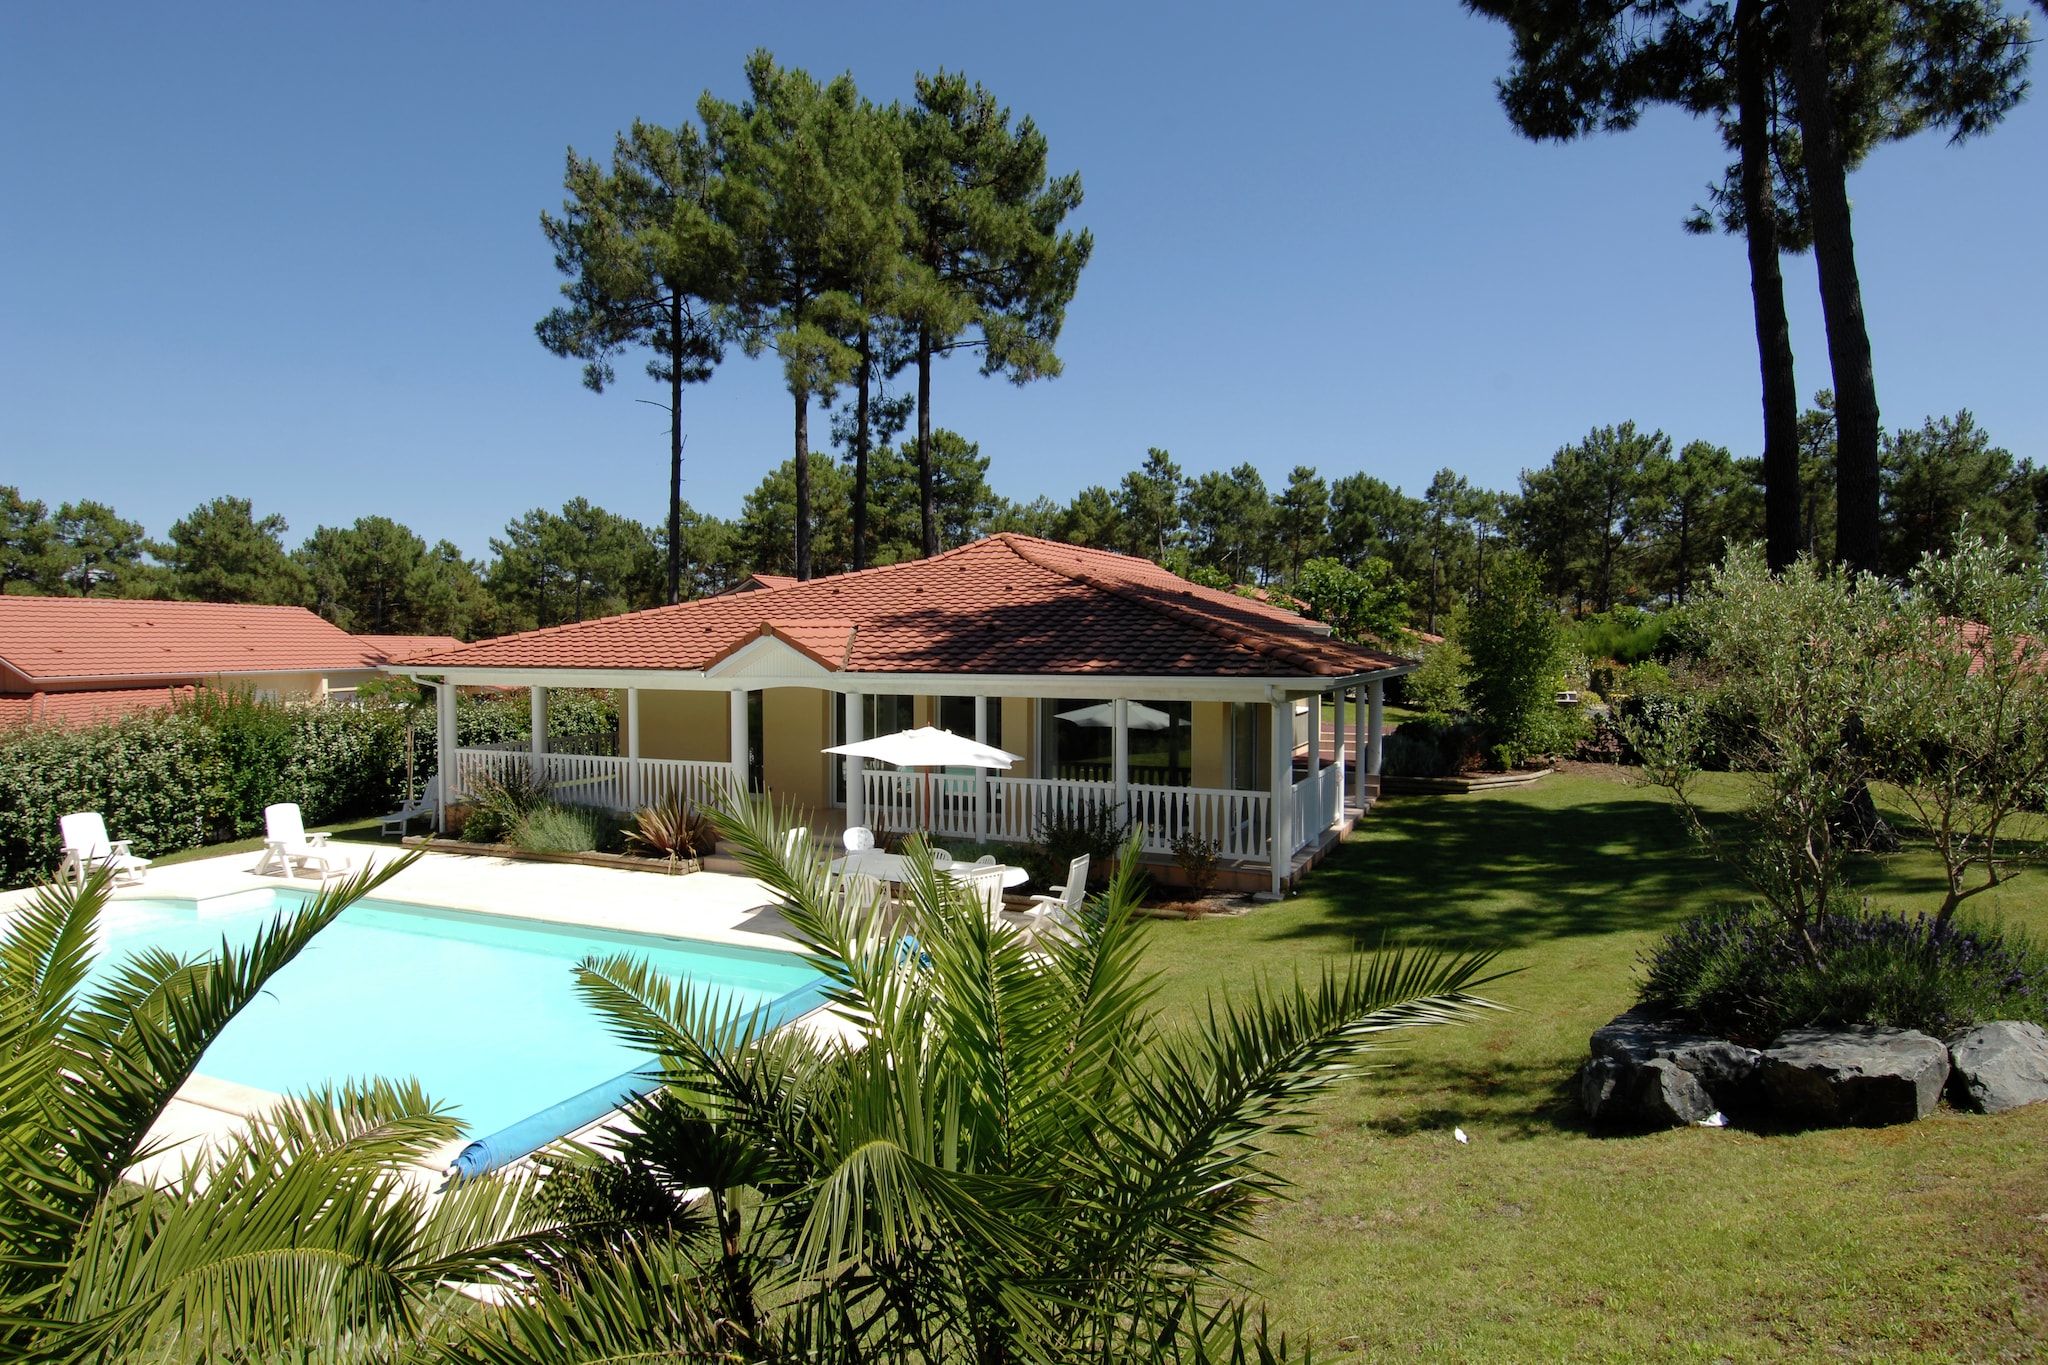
left=1055, top=701, right=1176, bottom=731
left=823, top=726, right=1021, bottom=832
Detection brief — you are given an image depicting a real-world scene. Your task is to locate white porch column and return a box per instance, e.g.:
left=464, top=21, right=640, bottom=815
left=973, top=695, right=989, bottom=840
left=1112, top=697, right=1130, bottom=819
left=625, top=687, right=641, bottom=809
left=844, top=690, right=865, bottom=829
left=1367, top=679, right=1385, bottom=777
left=434, top=680, right=456, bottom=832
left=1332, top=689, right=1346, bottom=823
left=529, top=686, right=548, bottom=777
left=729, top=688, right=749, bottom=801
left=1351, top=684, right=1368, bottom=804
left=1268, top=695, right=1292, bottom=896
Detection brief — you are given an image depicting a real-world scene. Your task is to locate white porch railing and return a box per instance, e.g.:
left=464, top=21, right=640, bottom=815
left=1290, top=770, right=1319, bottom=854
left=862, top=770, right=1275, bottom=860
left=451, top=748, right=1321, bottom=864
left=636, top=757, right=737, bottom=813
left=451, top=747, right=732, bottom=815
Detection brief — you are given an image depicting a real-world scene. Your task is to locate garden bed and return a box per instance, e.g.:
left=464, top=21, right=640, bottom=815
left=400, top=835, right=702, bottom=876
left=1379, top=767, right=1553, bottom=794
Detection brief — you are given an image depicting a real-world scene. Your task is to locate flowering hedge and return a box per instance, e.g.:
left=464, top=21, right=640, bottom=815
left=0, top=693, right=408, bottom=889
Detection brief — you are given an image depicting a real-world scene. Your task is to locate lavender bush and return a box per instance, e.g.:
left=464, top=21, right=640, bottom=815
left=1640, top=904, right=2048, bottom=1044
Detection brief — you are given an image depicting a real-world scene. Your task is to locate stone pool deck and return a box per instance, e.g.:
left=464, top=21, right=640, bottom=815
left=1, top=848, right=855, bottom=1190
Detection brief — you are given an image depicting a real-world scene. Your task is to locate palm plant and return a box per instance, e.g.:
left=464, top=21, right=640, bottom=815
left=622, top=793, right=717, bottom=871
left=0, top=859, right=542, bottom=1364
left=452, top=788, right=1504, bottom=1363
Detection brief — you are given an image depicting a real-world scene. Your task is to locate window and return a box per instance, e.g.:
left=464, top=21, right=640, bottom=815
left=1230, top=702, right=1263, bottom=791
left=833, top=692, right=914, bottom=804
left=1041, top=699, right=1192, bottom=787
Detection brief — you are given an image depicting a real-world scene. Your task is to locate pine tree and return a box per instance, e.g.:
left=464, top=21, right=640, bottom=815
left=898, top=72, right=1092, bottom=557
left=538, top=119, right=738, bottom=604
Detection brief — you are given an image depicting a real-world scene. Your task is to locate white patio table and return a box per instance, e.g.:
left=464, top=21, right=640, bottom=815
left=830, top=850, right=1029, bottom=891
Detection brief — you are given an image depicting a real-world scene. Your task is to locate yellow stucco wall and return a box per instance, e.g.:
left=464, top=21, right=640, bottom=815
left=1190, top=701, right=1228, bottom=790
left=1001, top=697, right=1034, bottom=778
left=763, top=686, right=831, bottom=810
left=209, top=671, right=331, bottom=701
left=634, top=689, right=733, bottom=763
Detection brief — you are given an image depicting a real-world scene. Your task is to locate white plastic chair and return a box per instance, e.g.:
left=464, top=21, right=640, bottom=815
left=1020, top=854, right=1089, bottom=944
left=961, top=863, right=1008, bottom=923
left=57, top=812, right=150, bottom=887
left=377, top=774, right=440, bottom=838
left=838, top=870, right=885, bottom=917
left=253, top=803, right=354, bottom=880
left=843, top=825, right=875, bottom=852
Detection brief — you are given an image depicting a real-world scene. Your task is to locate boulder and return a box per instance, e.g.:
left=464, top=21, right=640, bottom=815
left=1580, top=1007, right=1758, bottom=1128
left=1757, top=1027, right=1949, bottom=1127
left=1581, top=1054, right=1717, bottom=1127
left=1946, top=1021, right=2048, bottom=1114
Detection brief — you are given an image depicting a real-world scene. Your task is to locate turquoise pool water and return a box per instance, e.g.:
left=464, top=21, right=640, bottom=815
left=93, top=891, right=823, bottom=1137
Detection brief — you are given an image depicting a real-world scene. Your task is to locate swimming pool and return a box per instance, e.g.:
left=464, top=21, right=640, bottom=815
left=93, top=890, right=824, bottom=1145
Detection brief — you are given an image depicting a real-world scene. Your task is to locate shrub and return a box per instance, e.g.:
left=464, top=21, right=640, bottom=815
left=1464, top=553, right=1566, bottom=766
left=1170, top=830, right=1221, bottom=900
left=509, top=803, right=606, bottom=855
left=0, top=694, right=406, bottom=888
left=456, top=687, right=616, bottom=748
left=1567, top=609, right=1670, bottom=666
left=1639, top=904, right=2048, bottom=1044
left=1380, top=717, right=1489, bottom=778
left=623, top=795, right=716, bottom=869
left=459, top=765, right=552, bottom=844
left=1404, top=639, right=1470, bottom=723
left=1025, top=796, right=1128, bottom=890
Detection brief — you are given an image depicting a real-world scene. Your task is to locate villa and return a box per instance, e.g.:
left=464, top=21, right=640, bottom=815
left=0, top=595, right=458, bottom=727
left=399, top=534, right=1414, bottom=894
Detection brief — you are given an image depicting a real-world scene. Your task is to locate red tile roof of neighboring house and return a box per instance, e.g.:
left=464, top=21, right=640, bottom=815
left=723, top=573, right=799, bottom=594
left=405, top=535, right=1412, bottom=679
left=0, top=685, right=196, bottom=729
left=0, top=596, right=390, bottom=683
left=354, top=634, right=466, bottom=664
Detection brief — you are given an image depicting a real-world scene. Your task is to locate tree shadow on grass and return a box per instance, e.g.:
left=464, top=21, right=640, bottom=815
left=1265, top=788, right=1724, bottom=952
left=1364, top=1056, right=1589, bottom=1141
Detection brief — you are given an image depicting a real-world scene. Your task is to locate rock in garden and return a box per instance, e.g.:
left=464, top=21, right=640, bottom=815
left=1945, top=1021, right=2048, bottom=1114
left=1581, top=1053, right=1717, bottom=1127
left=1757, top=1027, right=1950, bottom=1127
left=1580, top=1007, right=1757, bottom=1128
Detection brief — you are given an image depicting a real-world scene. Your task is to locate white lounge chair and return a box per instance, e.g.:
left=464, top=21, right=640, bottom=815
left=377, top=774, right=440, bottom=838
left=842, top=825, right=875, bottom=852
left=1018, top=854, right=1089, bottom=944
left=57, top=812, right=151, bottom=887
left=253, top=803, right=354, bottom=880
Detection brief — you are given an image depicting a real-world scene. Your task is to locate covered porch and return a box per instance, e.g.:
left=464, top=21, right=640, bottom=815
left=423, top=669, right=1392, bottom=897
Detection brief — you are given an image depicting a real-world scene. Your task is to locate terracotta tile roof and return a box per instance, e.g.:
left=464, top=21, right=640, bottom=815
left=405, top=535, right=1412, bottom=679
left=722, top=573, right=799, bottom=594
left=0, top=685, right=195, bottom=729
left=0, top=596, right=387, bottom=683
left=355, top=634, right=465, bottom=663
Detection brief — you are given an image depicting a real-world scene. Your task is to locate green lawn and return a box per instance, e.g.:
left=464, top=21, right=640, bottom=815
left=1321, top=696, right=1422, bottom=727
left=1138, top=770, right=2048, bottom=1362
left=146, top=816, right=405, bottom=869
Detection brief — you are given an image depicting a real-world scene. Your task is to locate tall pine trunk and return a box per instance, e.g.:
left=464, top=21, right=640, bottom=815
left=667, top=293, right=684, bottom=605
left=916, top=325, right=937, bottom=559
left=793, top=386, right=812, bottom=580
left=1786, top=0, right=1882, bottom=574
left=1737, top=0, right=1802, bottom=574
left=852, top=323, right=872, bottom=572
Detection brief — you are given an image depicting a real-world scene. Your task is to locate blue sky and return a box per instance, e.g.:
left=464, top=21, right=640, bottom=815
left=2, top=1, right=2042, bottom=560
